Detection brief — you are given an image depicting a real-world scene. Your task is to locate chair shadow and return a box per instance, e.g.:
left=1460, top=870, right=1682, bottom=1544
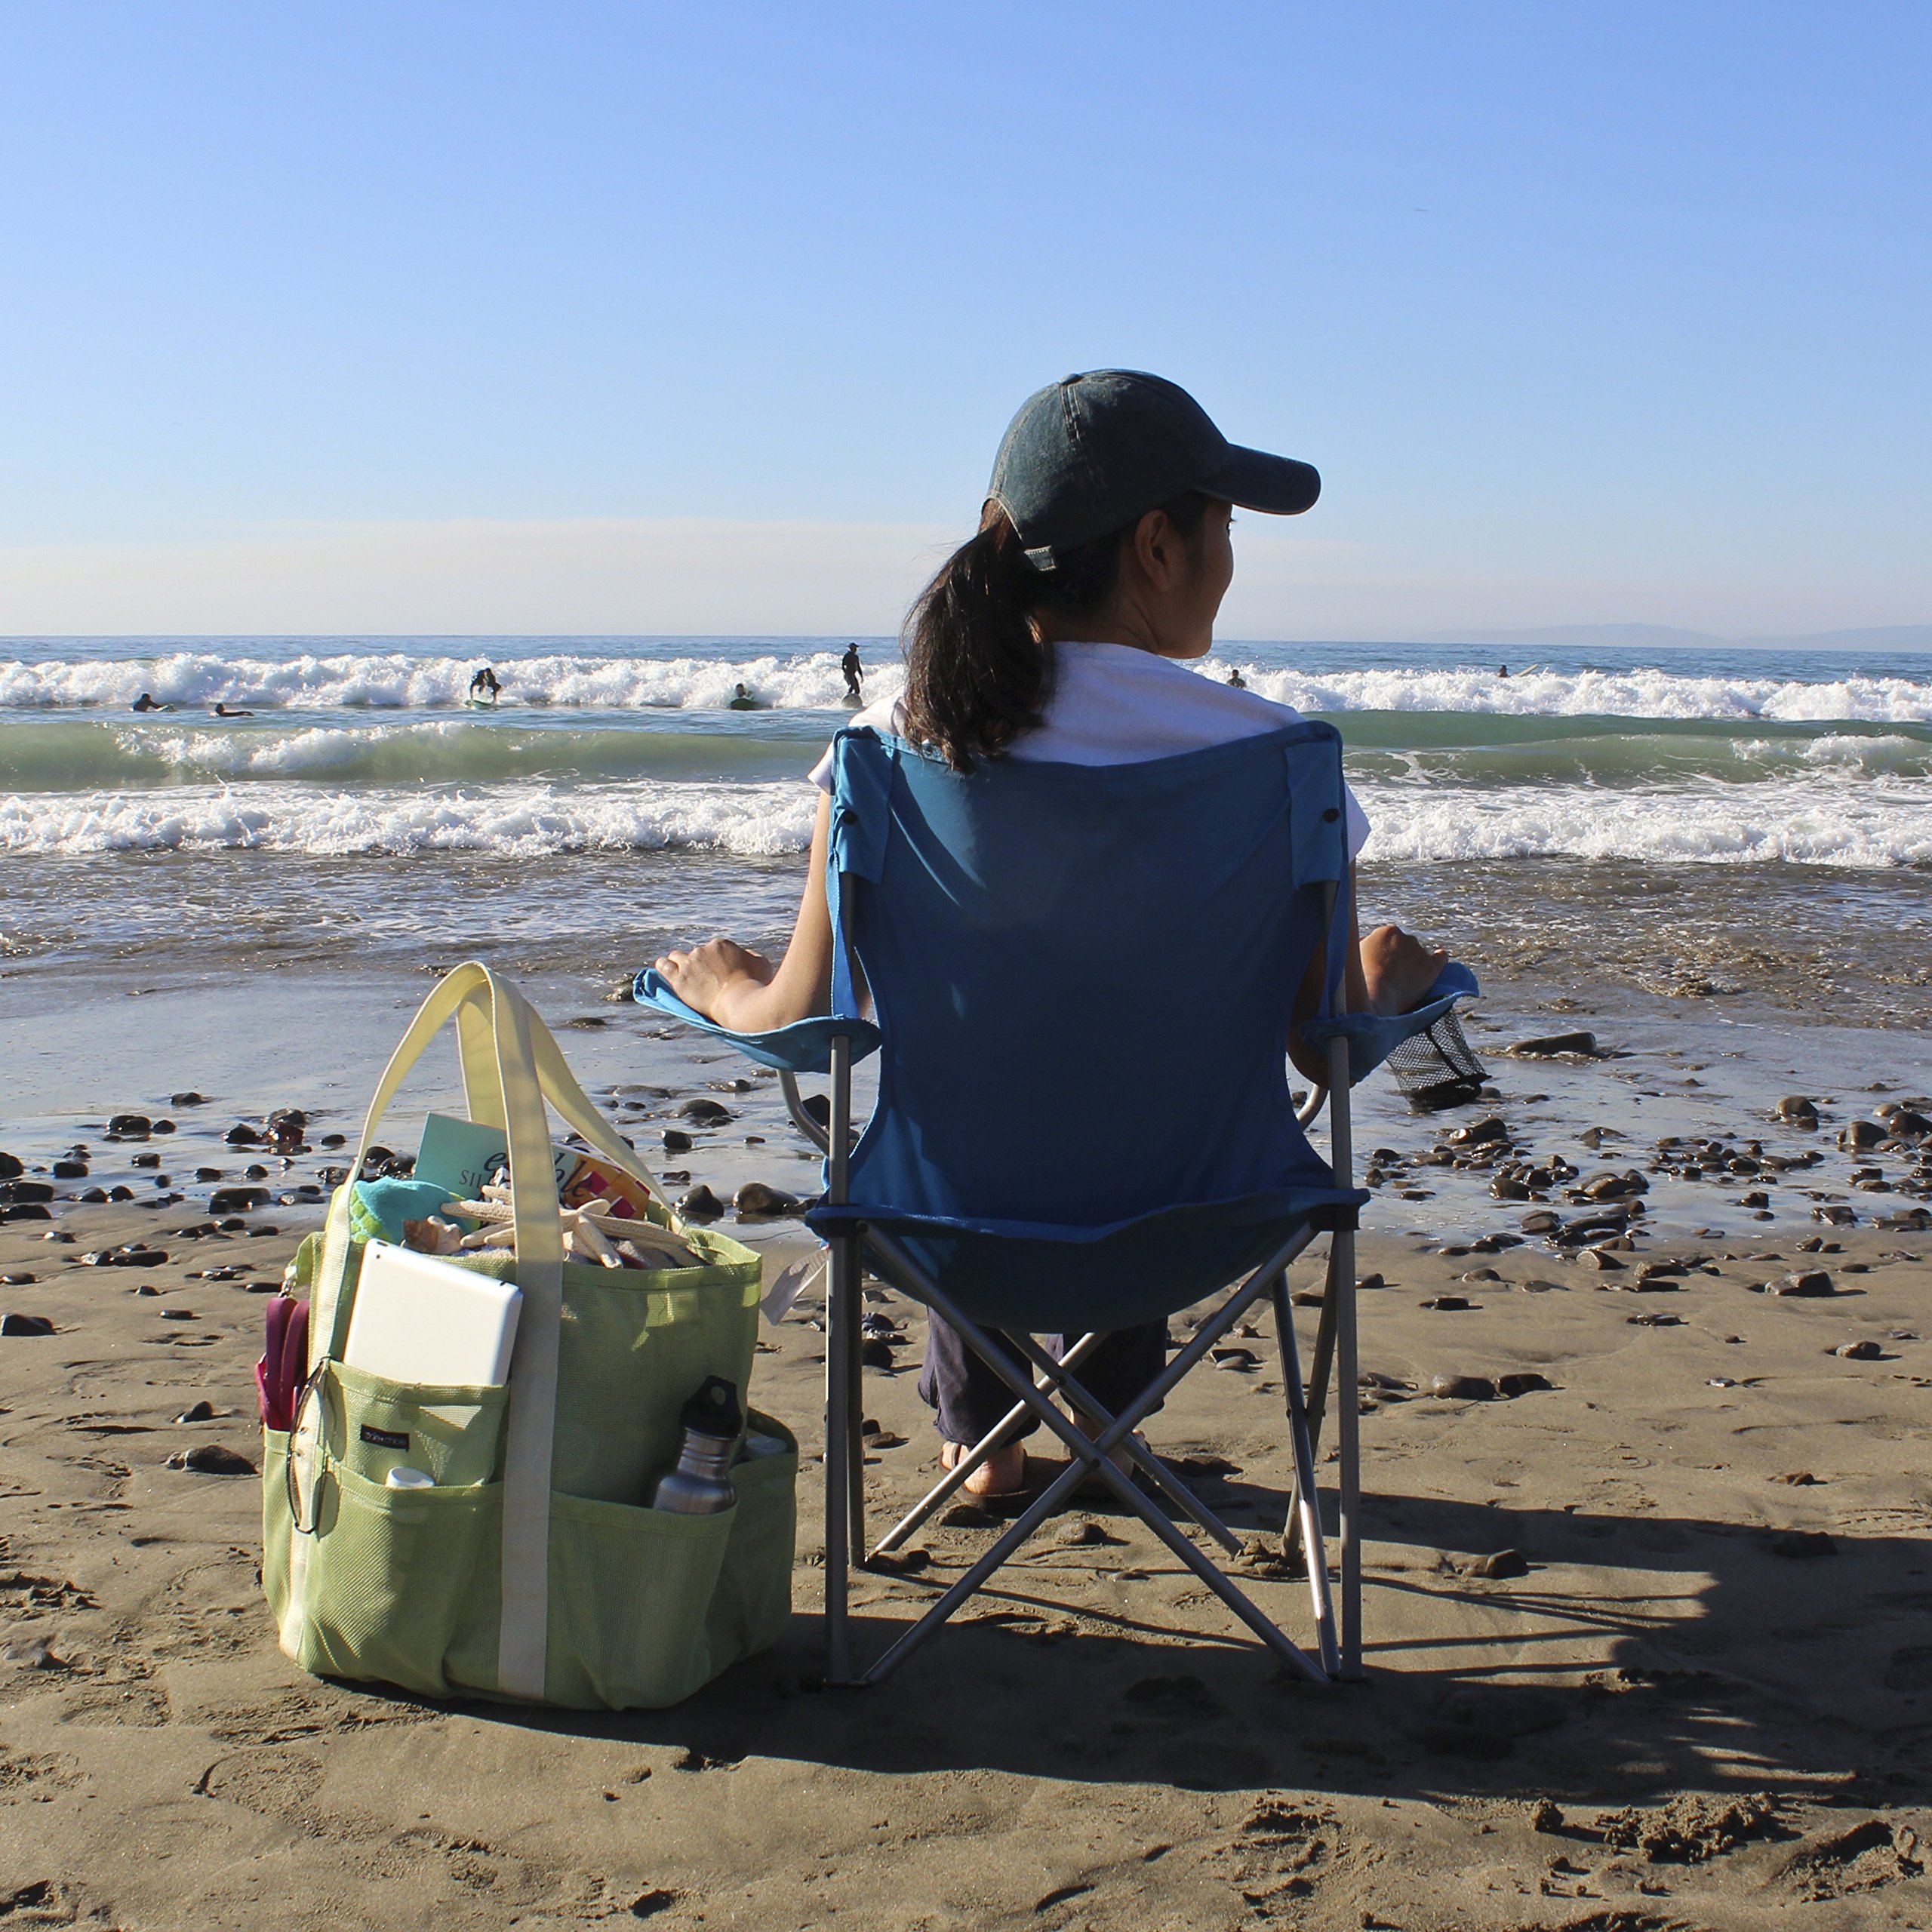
left=369, top=1484, right=1932, bottom=1807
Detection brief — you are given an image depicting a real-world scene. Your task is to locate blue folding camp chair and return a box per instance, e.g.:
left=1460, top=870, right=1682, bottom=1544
left=636, top=721, right=1475, bottom=1687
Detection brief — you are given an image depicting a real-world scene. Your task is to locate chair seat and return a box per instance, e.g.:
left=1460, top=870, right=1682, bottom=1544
left=808, top=1184, right=1366, bottom=1330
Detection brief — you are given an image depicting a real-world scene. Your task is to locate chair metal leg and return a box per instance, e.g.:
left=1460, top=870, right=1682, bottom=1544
left=1281, top=1244, right=1343, bottom=1569
left=1271, top=1275, right=1339, bottom=1674
left=821, top=1034, right=857, bottom=1684
left=855, top=1309, right=1327, bottom=1688
left=1325, top=1036, right=1364, bottom=1681
left=823, top=1232, right=856, bottom=1683
left=860, top=1224, right=1331, bottom=1687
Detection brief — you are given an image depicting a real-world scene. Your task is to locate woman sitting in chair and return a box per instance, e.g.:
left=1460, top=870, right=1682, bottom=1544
left=656, top=370, right=1444, bottom=1497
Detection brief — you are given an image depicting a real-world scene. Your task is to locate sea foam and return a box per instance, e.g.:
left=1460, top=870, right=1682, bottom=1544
left=3, top=774, right=1927, bottom=867
left=3, top=648, right=1930, bottom=723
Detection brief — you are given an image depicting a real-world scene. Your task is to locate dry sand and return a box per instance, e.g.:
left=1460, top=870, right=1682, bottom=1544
left=2, top=1201, right=1929, bottom=1931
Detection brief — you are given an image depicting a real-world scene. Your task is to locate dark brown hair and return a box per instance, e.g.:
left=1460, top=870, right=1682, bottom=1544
left=900, top=493, right=1213, bottom=771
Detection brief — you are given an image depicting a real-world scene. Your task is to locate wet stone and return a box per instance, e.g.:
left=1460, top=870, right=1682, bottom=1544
left=0, top=1273, right=34, bottom=1287
left=1767, top=1270, right=1835, bottom=1297
left=677, top=1099, right=733, bottom=1127
left=106, top=1113, right=152, bottom=1137
left=1509, top=1030, right=1598, bottom=1057
left=171, top=1091, right=206, bottom=1106
left=1422, top=1294, right=1476, bottom=1311
left=859, top=1338, right=896, bottom=1370
left=661, top=1128, right=693, bottom=1154
left=676, top=1184, right=724, bottom=1220
left=224, top=1123, right=260, bottom=1146
left=734, top=1181, right=802, bottom=1218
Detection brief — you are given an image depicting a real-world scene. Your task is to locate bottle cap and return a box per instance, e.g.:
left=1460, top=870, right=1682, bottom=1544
left=680, top=1374, right=743, bottom=1440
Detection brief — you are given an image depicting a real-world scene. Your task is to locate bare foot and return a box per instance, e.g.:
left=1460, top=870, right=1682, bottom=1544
left=940, top=1438, right=1027, bottom=1497
left=1361, top=922, right=1449, bottom=1015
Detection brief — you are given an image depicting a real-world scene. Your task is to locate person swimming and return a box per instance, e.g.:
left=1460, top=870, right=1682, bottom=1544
left=131, top=692, right=172, bottom=713
left=728, top=683, right=758, bottom=711
left=211, top=702, right=254, bottom=718
left=1226, top=665, right=1247, bottom=689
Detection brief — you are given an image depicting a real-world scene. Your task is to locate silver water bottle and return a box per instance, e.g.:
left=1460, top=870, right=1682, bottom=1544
left=649, top=1375, right=743, bottom=1514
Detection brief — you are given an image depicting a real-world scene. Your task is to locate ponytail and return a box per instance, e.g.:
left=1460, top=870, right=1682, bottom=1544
left=902, top=493, right=1211, bottom=772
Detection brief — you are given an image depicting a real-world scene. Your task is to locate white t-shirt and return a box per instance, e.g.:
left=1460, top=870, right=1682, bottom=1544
left=809, top=641, right=1371, bottom=860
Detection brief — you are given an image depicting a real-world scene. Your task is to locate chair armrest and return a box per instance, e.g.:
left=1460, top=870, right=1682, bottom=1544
left=1300, top=961, right=1480, bottom=1088
left=630, top=968, right=883, bottom=1075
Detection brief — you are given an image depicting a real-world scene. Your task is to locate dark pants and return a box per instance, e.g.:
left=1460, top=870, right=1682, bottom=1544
left=916, top=1314, right=1169, bottom=1446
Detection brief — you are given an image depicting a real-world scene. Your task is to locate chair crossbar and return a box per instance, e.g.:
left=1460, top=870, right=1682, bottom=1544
left=848, top=1222, right=1332, bottom=1687
left=998, top=1330, right=1244, bottom=1555
left=871, top=1329, right=1109, bottom=1556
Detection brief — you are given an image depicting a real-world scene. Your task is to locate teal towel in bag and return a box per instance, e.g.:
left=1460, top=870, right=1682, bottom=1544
left=349, top=1177, right=460, bottom=1244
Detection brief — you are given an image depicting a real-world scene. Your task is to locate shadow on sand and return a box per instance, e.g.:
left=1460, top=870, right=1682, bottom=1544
left=375, top=1484, right=1930, bottom=1811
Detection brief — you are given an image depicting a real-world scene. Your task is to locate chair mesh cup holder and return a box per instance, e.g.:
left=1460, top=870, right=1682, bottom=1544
left=1383, top=1008, right=1487, bottom=1112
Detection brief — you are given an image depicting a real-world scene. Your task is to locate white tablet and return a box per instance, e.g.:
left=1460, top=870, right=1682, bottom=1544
left=343, top=1241, right=523, bottom=1388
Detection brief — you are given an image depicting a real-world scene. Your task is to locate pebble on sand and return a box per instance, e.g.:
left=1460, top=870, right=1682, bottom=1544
left=1428, top=1373, right=1495, bottom=1400
left=676, top=1184, right=724, bottom=1220
left=1769, top=1531, right=1836, bottom=1559
left=2, top=1313, right=56, bottom=1337
left=165, top=1444, right=257, bottom=1475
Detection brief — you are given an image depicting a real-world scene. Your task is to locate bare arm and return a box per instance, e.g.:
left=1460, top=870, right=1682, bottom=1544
left=1288, top=866, right=1447, bottom=1084
left=653, top=791, right=838, bottom=1031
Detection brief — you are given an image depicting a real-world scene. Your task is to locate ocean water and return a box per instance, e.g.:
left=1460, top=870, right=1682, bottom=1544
left=2, top=633, right=1927, bottom=1236
left=2, top=635, right=1928, bottom=986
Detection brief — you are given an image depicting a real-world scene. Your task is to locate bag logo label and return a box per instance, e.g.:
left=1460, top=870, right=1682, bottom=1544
left=360, top=1424, right=411, bottom=1450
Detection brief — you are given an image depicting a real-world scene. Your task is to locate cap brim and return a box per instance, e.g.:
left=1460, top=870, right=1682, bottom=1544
left=1198, top=443, right=1321, bottom=516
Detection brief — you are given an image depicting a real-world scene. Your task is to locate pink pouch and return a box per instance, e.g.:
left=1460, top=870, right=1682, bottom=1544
left=257, top=1297, right=309, bottom=1432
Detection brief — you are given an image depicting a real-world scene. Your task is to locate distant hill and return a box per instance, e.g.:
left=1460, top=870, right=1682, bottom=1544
left=1422, top=623, right=1932, bottom=652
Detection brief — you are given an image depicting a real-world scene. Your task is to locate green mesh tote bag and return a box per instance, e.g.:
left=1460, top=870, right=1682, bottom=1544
left=261, top=963, right=795, bottom=1709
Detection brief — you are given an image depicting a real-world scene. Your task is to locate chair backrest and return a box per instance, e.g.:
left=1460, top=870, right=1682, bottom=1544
left=825, top=722, right=1352, bottom=1232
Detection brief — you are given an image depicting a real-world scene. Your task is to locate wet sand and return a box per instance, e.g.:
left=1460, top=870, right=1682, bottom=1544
left=3, top=1172, right=1929, bottom=1929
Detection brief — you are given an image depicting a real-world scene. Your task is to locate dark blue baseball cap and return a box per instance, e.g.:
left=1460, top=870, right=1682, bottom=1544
left=988, top=370, right=1321, bottom=568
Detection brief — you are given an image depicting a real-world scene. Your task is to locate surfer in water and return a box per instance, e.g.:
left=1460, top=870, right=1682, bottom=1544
left=211, top=702, right=254, bottom=718
left=469, top=666, right=503, bottom=705
left=728, top=683, right=758, bottom=711
left=1226, top=664, right=1247, bottom=689
left=131, top=693, right=173, bottom=712
left=840, top=642, right=864, bottom=703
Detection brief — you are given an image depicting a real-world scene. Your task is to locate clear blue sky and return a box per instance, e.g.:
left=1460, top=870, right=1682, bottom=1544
left=1, top=2, right=1926, bottom=637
